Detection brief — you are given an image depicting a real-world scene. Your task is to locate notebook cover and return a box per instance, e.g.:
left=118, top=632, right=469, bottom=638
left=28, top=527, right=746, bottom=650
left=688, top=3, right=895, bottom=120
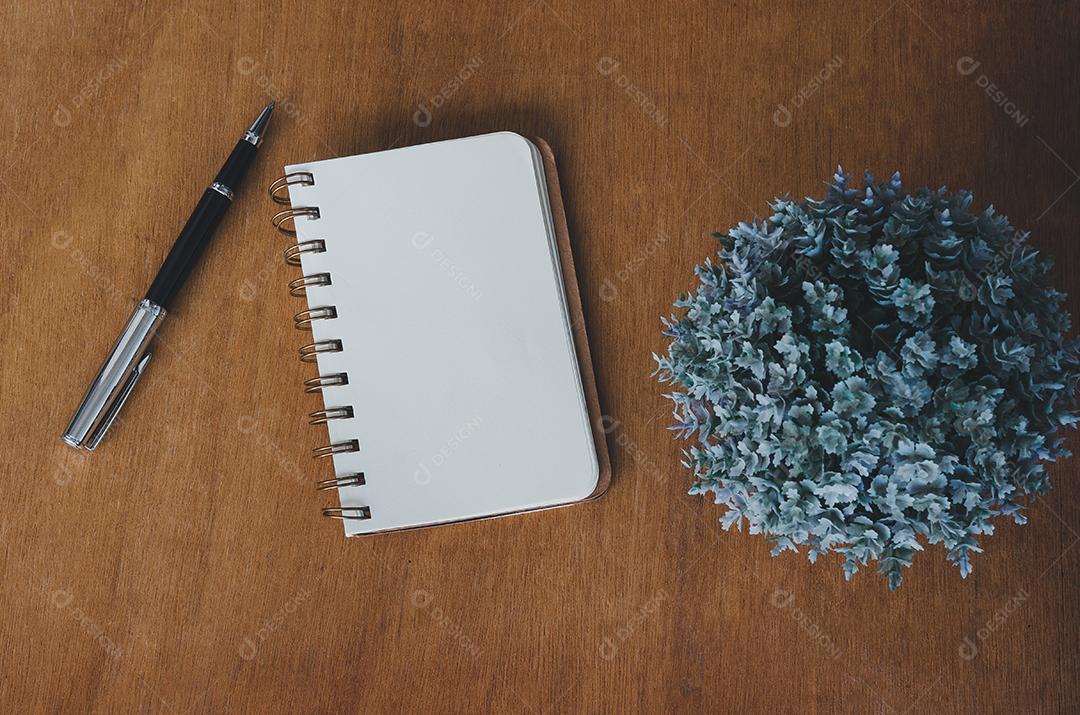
left=352, top=135, right=612, bottom=531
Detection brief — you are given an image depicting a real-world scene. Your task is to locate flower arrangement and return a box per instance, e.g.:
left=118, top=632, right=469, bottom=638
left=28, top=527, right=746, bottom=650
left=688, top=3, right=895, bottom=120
left=654, top=168, right=1080, bottom=589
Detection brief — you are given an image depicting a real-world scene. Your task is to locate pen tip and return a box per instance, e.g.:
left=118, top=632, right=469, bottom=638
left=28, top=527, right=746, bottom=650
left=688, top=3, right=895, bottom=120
left=247, top=101, right=275, bottom=143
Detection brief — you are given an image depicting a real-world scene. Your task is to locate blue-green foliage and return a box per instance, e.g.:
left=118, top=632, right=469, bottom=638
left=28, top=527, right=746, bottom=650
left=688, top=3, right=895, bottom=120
left=653, top=168, right=1080, bottom=589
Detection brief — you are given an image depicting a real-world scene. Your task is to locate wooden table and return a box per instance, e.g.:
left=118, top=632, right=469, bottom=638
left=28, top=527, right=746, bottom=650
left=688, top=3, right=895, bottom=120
left=3, top=1, right=1078, bottom=711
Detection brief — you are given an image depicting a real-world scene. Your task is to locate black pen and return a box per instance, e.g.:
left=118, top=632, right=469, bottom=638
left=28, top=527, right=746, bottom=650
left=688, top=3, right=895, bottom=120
left=63, top=101, right=275, bottom=450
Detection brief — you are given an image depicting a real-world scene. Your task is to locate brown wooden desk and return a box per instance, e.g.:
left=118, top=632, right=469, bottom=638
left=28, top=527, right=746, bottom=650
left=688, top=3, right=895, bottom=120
left=2, top=1, right=1078, bottom=711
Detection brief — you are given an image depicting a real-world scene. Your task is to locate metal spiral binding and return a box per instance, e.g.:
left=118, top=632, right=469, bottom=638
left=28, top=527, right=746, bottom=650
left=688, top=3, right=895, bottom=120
left=270, top=171, right=370, bottom=523
left=294, top=306, right=338, bottom=330
left=289, top=272, right=331, bottom=297
left=269, top=172, right=314, bottom=204
left=271, top=206, right=320, bottom=235
left=309, top=407, right=354, bottom=425
left=304, top=373, right=348, bottom=393
left=313, top=439, right=361, bottom=458
left=317, top=473, right=366, bottom=490
left=284, top=240, right=326, bottom=267
left=299, top=339, right=343, bottom=362
left=322, top=506, right=371, bottom=521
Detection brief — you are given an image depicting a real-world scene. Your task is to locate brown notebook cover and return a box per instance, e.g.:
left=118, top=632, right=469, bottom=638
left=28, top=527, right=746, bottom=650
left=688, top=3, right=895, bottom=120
left=531, top=136, right=612, bottom=504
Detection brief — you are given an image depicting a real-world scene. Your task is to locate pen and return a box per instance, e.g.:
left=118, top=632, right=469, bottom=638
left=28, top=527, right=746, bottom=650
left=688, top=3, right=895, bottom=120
left=63, top=100, right=275, bottom=450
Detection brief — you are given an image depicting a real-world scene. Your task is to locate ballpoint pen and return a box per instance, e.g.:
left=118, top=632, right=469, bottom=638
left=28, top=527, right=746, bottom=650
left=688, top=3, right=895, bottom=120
left=63, top=100, right=275, bottom=450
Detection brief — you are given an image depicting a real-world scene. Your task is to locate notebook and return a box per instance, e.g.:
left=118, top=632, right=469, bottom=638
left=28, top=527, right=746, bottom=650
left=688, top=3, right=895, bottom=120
left=269, top=132, right=610, bottom=535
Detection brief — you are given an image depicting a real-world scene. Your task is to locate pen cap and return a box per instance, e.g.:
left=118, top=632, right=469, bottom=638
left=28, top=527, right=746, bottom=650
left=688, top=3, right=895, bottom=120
left=63, top=299, right=165, bottom=450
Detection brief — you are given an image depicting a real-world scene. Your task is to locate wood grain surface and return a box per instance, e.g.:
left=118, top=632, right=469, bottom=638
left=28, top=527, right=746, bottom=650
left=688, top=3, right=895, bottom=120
left=2, top=1, right=1078, bottom=712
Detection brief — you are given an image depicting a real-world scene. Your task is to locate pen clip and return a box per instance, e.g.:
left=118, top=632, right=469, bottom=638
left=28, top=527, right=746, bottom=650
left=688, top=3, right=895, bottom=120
left=85, top=352, right=152, bottom=451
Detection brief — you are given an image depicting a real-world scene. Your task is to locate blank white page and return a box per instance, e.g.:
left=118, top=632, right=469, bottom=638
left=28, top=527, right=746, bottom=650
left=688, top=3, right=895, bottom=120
left=285, top=132, right=599, bottom=535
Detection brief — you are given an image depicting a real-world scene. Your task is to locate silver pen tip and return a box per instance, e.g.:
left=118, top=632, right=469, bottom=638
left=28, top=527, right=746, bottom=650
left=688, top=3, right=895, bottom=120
left=246, top=101, right=275, bottom=144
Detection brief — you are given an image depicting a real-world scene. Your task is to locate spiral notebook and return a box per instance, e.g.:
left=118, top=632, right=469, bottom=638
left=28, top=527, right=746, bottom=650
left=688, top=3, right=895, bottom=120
left=269, top=132, right=610, bottom=536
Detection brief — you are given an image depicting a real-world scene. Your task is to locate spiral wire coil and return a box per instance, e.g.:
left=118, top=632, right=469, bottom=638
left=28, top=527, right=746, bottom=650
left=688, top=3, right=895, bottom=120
left=270, top=171, right=370, bottom=521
